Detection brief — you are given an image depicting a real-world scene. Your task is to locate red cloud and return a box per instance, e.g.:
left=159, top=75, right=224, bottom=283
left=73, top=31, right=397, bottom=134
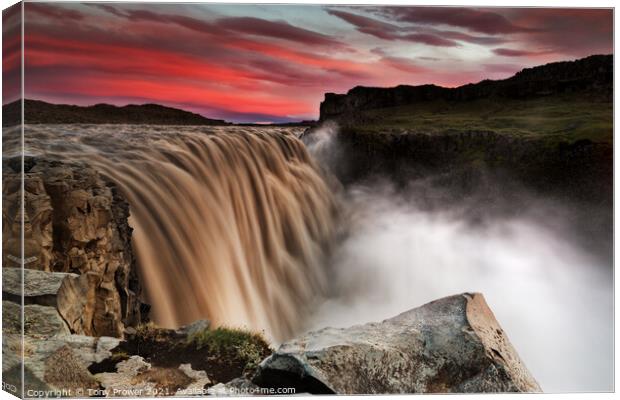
left=15, top=3, right=613, bottom=122
left=27, top=2, right=84, bottom=21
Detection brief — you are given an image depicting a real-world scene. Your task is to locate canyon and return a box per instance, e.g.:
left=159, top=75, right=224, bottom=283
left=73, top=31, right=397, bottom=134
left=2, top=54, right=613, bottom=394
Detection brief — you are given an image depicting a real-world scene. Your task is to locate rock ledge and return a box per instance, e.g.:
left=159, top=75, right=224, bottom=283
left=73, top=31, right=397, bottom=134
left=254, top=293, right=541, bottom=394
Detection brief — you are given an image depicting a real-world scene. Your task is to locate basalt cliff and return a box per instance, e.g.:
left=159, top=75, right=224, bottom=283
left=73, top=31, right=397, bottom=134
left=305, top=54, right=613, bottom=257
left=320, top=54, right=612, bottom=121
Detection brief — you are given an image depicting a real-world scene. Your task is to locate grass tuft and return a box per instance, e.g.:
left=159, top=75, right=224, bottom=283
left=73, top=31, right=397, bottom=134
left=189, top=327, right=271, bottom=373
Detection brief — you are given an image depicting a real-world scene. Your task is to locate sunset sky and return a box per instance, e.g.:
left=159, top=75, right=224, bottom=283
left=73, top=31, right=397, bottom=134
left=4, top=3, right=614, bottom=122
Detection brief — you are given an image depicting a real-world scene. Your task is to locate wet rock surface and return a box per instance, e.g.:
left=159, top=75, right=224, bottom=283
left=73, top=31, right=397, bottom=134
left=254, top=293, right=541, bottom=394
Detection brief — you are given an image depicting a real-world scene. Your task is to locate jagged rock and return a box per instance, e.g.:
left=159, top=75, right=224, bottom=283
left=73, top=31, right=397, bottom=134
left=96, top=356, right=158, bottom=396
left=96, top=356, right=209, bottom=397
left=2, top=267, right=78, bottom=306
left=3, top=301, right=70, bottom=337
left=2, top=168, right=53, bottom=270
left=175, top=364, right=211, bottom=395
left=57, top=271, right=104, bottom=336
left=254, top=293, right=541, bottom=394
left=2, top=156, right=145, bottom=337
left=19, top=334, right=122, bottom=390
left=175, top=319, right=210, bottom=339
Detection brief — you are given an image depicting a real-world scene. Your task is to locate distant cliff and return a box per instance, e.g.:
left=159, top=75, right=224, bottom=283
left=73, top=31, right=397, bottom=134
left=320, top=54, right=612, bottom=121
left=2, top=99, right=231, bottom=126
left=306, top=54, right=613, bottom=258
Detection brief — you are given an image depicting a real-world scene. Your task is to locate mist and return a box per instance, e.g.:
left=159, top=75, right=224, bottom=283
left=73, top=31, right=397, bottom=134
left=303, top=126, right=613, bottom=393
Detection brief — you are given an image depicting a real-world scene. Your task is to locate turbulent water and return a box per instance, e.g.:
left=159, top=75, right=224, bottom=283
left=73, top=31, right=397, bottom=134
left=9, top=124, right=613, bottom=391
left=15, top=124, right=339, bottom=341
left=303, top=125, right=613, bottom=392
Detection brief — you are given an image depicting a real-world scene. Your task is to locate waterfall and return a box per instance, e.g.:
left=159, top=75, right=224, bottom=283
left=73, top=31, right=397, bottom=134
left=21, top=125, right=340, bottom=341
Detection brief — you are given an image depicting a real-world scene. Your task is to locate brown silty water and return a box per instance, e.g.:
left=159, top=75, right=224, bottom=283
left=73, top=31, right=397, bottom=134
left=10, top=124, right=340, bottom=342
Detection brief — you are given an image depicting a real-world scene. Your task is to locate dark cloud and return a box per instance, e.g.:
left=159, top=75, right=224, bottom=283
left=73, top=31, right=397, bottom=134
left=380, top=55, right=428, bottom=74
left=492, top=48, right=549, bottom=57
left=26, top=3, right=84, bottom=21
left=216, top=17, right=342, bottom=47
left=327, top=9, right=458, bottom=47
left=363, top=6, right=612, bottom=57
left=436, top=29, right=507, bottom=45
left=507, top=8, right=613, bottom=57
left=327, top=9, right=399, bottom=39
left=327, top=8, right=509, bottom=47
left=3, top=2, right=22, bottom=103
left=96, top=4, right=343, bottom=47
left=87, top=4, right=127, bottom=18
left=381, top=7, right=537, bottom=35
left=401, top=33, right=458, bottom=47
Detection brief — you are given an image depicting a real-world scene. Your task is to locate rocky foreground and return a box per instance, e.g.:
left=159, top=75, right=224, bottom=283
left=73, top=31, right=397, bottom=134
left=3, top=286, right=541, bottom=396
left=256, top=293, right=540, bottom=394
left=2, top=158, right=541, bottom=396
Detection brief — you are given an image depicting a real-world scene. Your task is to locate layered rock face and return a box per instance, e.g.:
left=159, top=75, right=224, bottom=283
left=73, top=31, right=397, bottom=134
left=325, top=129, right=613, bottom=203
left=320, top=55, right=612, bottom=121
left=254, top=293, right=541, bottom=394
left=2, top=157, right=144, bottom=337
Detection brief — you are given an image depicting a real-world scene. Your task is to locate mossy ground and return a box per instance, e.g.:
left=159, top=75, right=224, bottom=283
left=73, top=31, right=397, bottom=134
left=96, top=323, right=272, bottom=386
left=189, top=327, right=271, bottom=373
left=351, top=95, right=612, bottom=144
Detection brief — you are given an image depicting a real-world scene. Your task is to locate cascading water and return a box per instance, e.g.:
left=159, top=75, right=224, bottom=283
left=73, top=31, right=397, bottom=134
left=18, top=125, right=340, bottom=341
left=11, top=123, right=612, bottom=390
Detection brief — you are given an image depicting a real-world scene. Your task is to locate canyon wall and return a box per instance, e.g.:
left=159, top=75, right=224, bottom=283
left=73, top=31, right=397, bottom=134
left=2, top=156, right=146, bottom=338
left=320, top=54, right=612, bottom=121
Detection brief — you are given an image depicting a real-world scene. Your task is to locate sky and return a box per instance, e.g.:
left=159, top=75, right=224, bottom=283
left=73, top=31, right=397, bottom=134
left=2, top=3, right=614, bottom=123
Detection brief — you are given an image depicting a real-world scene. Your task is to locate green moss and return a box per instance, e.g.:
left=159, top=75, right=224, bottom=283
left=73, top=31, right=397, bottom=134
left=189, top=327, right=271, bottom=373
left=134, top=321, right=166, bottom=341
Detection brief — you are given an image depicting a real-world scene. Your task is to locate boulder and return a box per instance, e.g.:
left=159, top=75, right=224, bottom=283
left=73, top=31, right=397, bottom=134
left=254, top=293, right=541, bottom=394
left=175, top=364, right=211, bottom=395
left=3, top=301, right=70, bottom=338
left=2, top=267, right=78, bottom=306
left=20, top=334, right=121, bottom=387
left=175, top=319, right=210, bottom=339
left=96, top=356, right=158, bottom=397
left=96, top=356, right=211, bottom=397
